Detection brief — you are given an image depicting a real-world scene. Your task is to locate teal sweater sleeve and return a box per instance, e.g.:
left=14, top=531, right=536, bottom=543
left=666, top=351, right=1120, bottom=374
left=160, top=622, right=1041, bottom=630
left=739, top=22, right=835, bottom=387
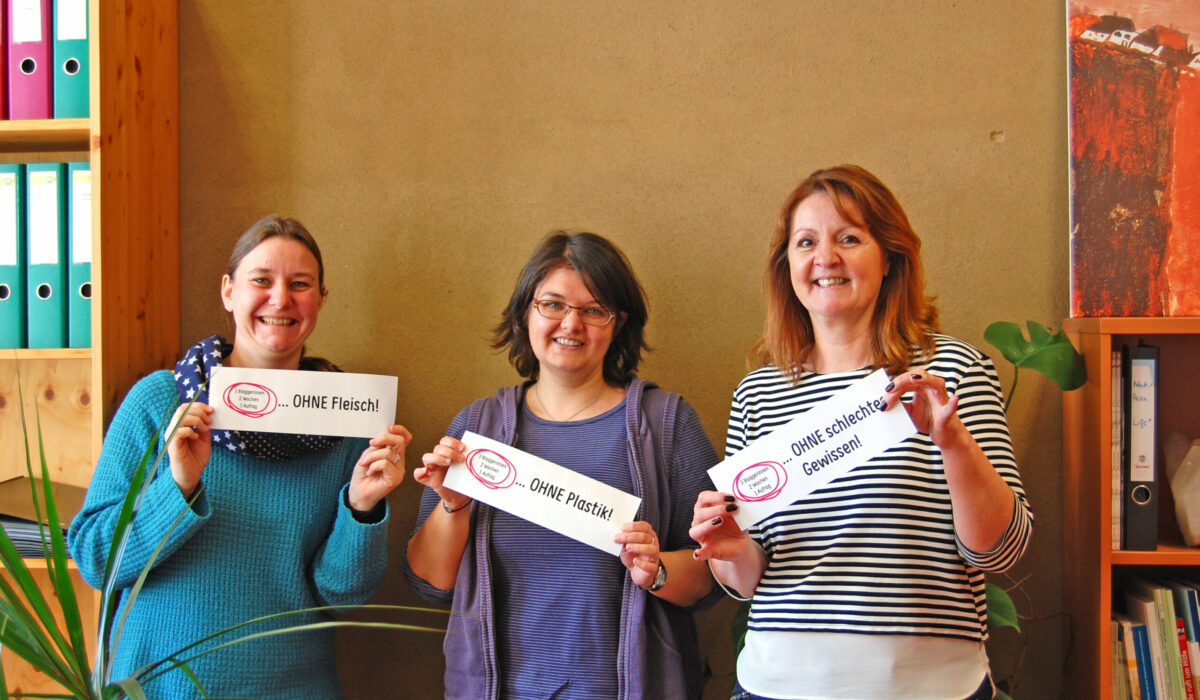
left=69, top=370, right=390, bottom=598
left=68, top=371, right=211, bottom=589
left=66, top=370, right=391, bottom=698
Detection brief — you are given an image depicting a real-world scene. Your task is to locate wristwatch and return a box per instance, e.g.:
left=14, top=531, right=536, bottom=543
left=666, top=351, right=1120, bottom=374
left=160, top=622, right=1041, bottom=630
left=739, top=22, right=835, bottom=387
left=647, top=560, right=668, bottom=592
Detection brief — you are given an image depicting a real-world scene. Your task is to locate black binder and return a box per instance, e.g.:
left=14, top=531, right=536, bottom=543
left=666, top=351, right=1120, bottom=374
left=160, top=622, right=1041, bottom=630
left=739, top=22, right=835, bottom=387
left=1121, top=342, right=1159, bottom=551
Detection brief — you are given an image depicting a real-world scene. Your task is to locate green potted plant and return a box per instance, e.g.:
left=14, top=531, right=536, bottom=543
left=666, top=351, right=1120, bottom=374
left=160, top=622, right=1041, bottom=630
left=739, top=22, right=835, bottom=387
left=0, top=384, right=444, bottom=699
left=981, top=320, right=1086, bottom=700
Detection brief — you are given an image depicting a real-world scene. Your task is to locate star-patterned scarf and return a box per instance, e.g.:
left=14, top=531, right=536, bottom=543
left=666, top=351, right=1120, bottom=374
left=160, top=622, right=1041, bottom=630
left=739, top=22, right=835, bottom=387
left=172, top=335, right=343, bottom=460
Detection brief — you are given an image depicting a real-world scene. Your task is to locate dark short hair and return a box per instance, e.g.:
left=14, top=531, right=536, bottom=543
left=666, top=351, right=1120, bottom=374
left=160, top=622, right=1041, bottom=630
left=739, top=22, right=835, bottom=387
left=492, top=231, right=649, bottom=384
left=227, top=214, right=327, bottom=296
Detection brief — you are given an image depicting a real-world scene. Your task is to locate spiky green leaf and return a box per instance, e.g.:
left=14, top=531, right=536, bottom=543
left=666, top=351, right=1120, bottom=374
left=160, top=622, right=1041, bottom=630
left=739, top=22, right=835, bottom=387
left=5, top=371, right=446, bottom=699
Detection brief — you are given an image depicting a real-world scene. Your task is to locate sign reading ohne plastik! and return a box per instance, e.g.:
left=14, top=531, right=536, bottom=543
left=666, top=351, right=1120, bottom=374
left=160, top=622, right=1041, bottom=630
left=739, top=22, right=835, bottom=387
left=209, top=366, right=398, bottom=438
left=708, top=369, right=916, bottom=530
left=442, top=431, right=642, bottom=556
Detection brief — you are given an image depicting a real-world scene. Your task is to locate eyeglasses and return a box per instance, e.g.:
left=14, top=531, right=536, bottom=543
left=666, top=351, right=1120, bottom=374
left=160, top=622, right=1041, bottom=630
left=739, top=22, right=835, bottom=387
left=531, top=299, right=616, bottom=326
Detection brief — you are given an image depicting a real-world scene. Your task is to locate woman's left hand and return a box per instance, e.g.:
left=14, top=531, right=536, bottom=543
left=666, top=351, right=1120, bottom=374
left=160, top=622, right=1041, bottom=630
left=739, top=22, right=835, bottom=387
left=615, top=521, right=661, bottom=589
left=348, top=424, right=413, bottom=513
left=880, top=369, right=967, bottom=449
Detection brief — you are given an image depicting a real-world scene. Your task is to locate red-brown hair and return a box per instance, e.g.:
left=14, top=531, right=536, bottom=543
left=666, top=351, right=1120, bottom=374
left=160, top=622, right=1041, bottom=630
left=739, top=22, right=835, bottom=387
left=753, top=165, right=939, bottom=380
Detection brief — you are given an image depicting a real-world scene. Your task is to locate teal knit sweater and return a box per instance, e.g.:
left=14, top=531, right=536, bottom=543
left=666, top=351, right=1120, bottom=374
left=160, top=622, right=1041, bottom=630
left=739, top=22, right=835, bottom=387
left=68, top=370, right=389, bottom=699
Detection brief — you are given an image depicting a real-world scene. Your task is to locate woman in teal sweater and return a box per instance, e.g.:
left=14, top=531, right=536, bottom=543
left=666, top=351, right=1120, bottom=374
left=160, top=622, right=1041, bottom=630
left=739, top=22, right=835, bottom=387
left=68, top=214, right=411, bottom=699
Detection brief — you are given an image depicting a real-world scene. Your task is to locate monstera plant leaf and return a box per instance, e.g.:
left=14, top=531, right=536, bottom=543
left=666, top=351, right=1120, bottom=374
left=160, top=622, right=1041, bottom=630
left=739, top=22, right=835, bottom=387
left=984, top=320, right=1086, bottom=414
left=986, top=582, right=1020, bottom=632
left=984, top=321, right=1086, bottom=392
left=981, top=319, right=1084, bottom=697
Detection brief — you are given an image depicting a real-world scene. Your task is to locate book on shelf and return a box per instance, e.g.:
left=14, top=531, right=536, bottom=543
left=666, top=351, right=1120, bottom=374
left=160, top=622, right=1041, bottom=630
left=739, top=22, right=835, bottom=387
left=0, top=516, right=68, bottom=558
left=1114, top=617, right=1133, bottom=700
left=1164, top=577, right=1200, bottom=695
left=1126, top=579, right=1184, bottom=699
left=1126, top=585, right=1169, bottom=700
left=1179, top=617, right=1197, bottom=700
left=1115, top=613, right=1144, bottom=700
left=1123, top=613, right=1157, bottom=700
left=1119, top=578, right=1200, bottom=700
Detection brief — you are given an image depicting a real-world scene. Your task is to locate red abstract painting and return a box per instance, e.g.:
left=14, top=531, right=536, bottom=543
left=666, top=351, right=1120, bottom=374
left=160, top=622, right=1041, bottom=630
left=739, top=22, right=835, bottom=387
left=1069, top=2, right=1200, bottom=317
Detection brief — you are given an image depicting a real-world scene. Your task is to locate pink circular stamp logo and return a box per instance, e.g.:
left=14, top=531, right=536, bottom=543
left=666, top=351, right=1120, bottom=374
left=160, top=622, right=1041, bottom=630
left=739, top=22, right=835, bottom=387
left=466, top=448, right=517, bottom=489
left=222, top=382, right=278, bottom=418
left=733, top=461, right=787, bottom=502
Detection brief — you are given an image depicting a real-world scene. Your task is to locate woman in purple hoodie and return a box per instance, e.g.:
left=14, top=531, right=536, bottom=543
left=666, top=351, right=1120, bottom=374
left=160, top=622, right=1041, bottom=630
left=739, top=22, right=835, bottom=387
left=403, top=230, right=721, bottom=699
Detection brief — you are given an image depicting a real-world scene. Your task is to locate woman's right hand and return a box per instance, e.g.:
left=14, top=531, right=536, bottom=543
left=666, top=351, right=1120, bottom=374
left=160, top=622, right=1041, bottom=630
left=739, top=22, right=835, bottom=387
left=415, top=436, right=472, bottom=511
left=690, top=491, right=751, bottom=562
left=167, top=402, right=214, bottom=499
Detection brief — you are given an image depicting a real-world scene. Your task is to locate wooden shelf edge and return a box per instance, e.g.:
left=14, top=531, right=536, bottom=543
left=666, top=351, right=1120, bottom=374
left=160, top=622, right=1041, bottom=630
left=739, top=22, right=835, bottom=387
left=0, top=119, right=89, bottom=153
left=1064, top=316, right=1200, bottom=334
left=0, top=349, right=92, bottom=361
left=15, top=558, right=80, bottom=572
left=1111, top=545, right=1200, bottom=566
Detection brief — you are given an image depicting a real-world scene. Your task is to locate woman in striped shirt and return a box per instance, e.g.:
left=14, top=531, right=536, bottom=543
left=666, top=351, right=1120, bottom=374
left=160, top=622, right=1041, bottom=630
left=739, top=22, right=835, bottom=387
left=691, top=165, right=1033, bottom=700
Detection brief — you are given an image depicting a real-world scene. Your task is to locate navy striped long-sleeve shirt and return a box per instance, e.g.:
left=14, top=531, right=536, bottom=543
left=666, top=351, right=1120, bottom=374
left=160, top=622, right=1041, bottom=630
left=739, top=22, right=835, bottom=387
left=727, top=334, right=1033, bottom=642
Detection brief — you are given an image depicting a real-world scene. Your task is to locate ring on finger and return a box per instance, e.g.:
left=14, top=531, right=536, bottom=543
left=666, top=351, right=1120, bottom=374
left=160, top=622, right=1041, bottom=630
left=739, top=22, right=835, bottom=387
left=389, top=450, right=401, bottom=465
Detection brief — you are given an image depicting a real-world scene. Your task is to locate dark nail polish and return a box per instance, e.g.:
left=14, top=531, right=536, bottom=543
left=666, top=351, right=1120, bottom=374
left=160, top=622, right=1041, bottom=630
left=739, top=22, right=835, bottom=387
left=711, top=516, right=723, bottom=526
left=877, top=397, right=887, bottom=409
left=726, top=503, right=738, bottom=512
left=884, top=382, right=895, bottom=392
left=693, top=550, right=701, bottom=559
left=724, top=494, right=735, bottom=502
left=911, top=373, right=921, bottom=380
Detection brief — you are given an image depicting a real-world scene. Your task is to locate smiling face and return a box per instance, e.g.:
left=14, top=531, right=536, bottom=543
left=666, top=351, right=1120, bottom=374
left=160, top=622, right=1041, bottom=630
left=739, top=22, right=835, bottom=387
left=221, top=236, right=326, bottom=369
left=526, top=265, right=616, bottom=383
left=787, top=191, right=890, bottom=333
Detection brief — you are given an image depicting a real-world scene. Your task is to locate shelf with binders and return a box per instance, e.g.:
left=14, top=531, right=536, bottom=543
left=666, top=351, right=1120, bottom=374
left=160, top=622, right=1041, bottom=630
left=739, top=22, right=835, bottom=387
left=0, top=0, right=178, bottom=497
left=0, top=0, right=176, bottom=693
left=0, top=155, right=93, bottom=493
left=1062, top=316, right=1200, bottom=698
left=5, top=0, right=91, bottom=124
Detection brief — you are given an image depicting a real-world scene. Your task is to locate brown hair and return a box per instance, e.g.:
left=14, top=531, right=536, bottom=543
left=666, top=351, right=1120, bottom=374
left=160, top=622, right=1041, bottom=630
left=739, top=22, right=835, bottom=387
left=226, top=214, right=336, bottom=371
left=493, top=231, right=649, bottom=384
left=753, top=165, right=939, bottom=379
left=227, top=214, right=328, bottom=296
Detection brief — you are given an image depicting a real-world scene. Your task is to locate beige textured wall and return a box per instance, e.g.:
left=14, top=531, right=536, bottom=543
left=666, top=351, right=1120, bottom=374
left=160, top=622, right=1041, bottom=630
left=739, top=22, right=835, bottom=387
left=178, top=2, right=1069, bottom=697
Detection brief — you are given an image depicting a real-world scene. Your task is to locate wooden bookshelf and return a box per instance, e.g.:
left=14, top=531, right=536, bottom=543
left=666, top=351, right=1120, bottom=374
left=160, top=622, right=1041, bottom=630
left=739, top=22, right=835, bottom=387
left=1062, top=316, right=1200, bottom=698
left=0, top=119, right=89, bottom=153
left=0, top=1, right=178, bottom=694
left=0, top=562, right=99, bottom=692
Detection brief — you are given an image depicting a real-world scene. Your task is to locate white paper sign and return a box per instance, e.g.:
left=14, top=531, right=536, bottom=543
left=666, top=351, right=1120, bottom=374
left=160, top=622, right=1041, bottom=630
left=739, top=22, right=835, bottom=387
left=209, top=366, right=397, bottom=438
left=708, top=369, right=917, bottom=529
left=442, top=431, right=642, bottom=556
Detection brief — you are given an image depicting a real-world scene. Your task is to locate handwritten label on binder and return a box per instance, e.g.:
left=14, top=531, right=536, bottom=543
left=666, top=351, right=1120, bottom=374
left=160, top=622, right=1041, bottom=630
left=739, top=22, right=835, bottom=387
left=1129, top=357, right=1156, bottom=482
